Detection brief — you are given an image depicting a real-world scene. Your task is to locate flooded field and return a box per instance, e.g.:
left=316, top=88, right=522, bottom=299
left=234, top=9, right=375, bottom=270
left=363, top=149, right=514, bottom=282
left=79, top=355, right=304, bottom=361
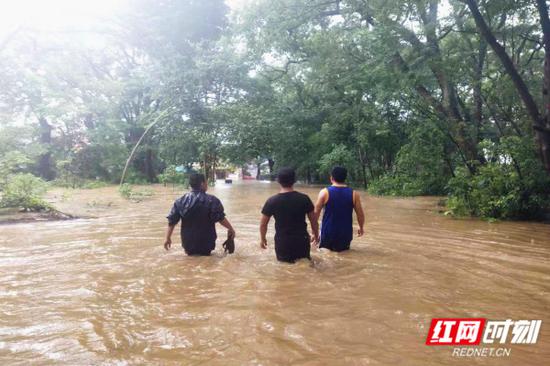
left=0, top=182, right=549, bottom=365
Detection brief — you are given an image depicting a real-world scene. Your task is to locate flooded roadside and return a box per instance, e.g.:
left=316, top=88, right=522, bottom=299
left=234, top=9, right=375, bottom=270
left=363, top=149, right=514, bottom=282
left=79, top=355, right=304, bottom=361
left=0, top=182, right=549, bottom=365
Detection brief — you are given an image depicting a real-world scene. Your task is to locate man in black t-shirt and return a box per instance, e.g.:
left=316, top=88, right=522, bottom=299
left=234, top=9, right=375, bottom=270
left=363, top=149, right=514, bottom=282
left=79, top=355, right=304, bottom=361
left=260, top=167, right=319, bottom=263
left=164, top=173, right=235, bottom=256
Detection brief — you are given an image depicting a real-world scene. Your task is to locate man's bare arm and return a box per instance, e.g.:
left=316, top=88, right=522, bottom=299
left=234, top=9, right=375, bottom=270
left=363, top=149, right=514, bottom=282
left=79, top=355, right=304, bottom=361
left=219, top=217, right=236, bottom=239
left=164, top=224, right=176, bottom=250
left=353, top=192, right=365, bottom=236
left=260, top=214, right=270, bottom=248
left=307, top=210, right=320, bottom=246
left=313, top=188, right=328, bottom=221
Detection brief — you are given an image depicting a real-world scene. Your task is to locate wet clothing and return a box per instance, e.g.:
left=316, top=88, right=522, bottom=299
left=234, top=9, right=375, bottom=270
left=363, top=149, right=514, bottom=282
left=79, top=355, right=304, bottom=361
left=261, top=191, right=314, bottom=263
left=167, top=190, right=225, bottom=256
left=320, top=186, right=354, bottom=252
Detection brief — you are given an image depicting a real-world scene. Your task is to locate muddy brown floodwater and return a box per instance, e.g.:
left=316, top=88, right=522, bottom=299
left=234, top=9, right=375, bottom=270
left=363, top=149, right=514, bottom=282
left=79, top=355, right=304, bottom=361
left=0, top=182, right=549, bottom=365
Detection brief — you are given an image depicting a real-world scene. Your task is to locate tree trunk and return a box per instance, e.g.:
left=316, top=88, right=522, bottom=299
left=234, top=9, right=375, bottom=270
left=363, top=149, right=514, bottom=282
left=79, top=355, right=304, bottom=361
left=37, top=117, right=55, bottom=180
left=203, top=155, right=209, bottom=181
left=361, top=164, right=368, bottom=189
left=144, top=148, right=155, bottom=182
left=473, top=41, right=486, bottom=134
left=256, top=161, right=261, bottom=180
left=357, top=146, right=368, bottom=188
left=391, top=51, right=476, bottom=173
left=268, top=158, right=275, bottom=180
left=212, top=153, right=217, bottom=182
left=536, top=0, right=550, bottom=173
left=465, top=0, right=550, bottom=173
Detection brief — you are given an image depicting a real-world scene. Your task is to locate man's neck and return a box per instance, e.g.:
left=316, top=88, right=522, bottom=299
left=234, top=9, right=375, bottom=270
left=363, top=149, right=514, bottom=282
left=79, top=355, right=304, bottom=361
left=331, top=183, right=347, bottom=187
left=280, top=187, right=294, bottom=193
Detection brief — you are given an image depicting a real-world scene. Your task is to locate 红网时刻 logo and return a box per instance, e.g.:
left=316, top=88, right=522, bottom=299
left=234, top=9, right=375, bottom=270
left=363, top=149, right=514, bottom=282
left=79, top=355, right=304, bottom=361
left=426, top=318, right=541, bottom=345
left=425, top=318, right=542, bottom=358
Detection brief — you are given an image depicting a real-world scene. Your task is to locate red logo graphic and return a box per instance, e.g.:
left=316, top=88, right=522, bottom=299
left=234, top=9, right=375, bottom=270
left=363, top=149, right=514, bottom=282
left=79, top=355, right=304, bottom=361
left=426, top=318, right=486, bottom=345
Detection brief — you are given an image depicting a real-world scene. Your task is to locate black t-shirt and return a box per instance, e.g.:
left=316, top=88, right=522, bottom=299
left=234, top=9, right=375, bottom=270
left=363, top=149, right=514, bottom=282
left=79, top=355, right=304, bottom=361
left=167, top=191, right=225, bottom=254
left=261, top=191, right=314, bottom=238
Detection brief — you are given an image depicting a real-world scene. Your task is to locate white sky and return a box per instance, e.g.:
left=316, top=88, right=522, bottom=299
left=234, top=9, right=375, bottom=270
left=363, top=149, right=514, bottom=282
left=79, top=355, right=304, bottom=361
left=0, top=0, right=451, bottom=39
left=0, top=0, right=247, bottom=37
left=0, top=0, right=122, bottom=35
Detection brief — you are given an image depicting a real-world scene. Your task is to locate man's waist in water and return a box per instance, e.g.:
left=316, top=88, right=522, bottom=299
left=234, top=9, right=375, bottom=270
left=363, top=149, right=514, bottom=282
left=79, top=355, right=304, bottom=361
left=274, top=231, right=310, bottom=239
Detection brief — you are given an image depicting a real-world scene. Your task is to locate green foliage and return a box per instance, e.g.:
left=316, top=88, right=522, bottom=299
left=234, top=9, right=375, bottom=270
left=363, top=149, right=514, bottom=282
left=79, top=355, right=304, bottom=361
left=67, top=142, right=128, bottom=184
left=368, top=175, right=426, bottom=196
left=447, top=165, right=523, bottom=219
left=368, top=123, right=450, bottom=196
left=54, top=158, right=113, bottom=189
left=82, top=181, right=110, bottom=189
left=53, top=159, right=83, bottom=188
left=124, top=172, right=150, bottom=185
left=446, top=138, right=550, bottom=219
left=1, top=0, right=550, bottom=220
left=158, top=166, right=188, bottom=186
left=118, top=183, right=134, bottom=199
left=319, top=144, right=356, bottom=178
left=0, top=174, right=51, bottom=211
left=0, top=151, right=31, bottom=186
left=118, top=183, right=133, bottom=199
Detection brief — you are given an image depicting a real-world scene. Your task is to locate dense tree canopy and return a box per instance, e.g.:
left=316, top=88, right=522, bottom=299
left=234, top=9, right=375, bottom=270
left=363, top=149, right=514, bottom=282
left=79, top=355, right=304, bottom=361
left=1, top=0, right=550, bottom=218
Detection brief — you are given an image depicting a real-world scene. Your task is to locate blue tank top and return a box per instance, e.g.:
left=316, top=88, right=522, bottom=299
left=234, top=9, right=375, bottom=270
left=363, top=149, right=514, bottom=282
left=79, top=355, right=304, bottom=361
left=321, top=186, right=354, bottom=242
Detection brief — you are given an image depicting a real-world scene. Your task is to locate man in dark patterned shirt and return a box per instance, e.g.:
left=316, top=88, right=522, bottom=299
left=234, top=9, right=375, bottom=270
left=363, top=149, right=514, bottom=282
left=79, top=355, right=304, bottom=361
left=164, top=173, right=235, bottom=256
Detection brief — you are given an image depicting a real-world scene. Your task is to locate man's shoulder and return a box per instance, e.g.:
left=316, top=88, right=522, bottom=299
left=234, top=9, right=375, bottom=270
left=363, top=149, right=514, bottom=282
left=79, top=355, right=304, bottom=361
left=265, top=194, right=279, bottom=204
left=294, top=191, right=312, bottom=201
left=175, top=191, right=219, bottom=204
left=203, top=192, right=222, bottom=203
left=174, top=193, right=188, bottom=204
left=264, top=193, right=285, bottom=208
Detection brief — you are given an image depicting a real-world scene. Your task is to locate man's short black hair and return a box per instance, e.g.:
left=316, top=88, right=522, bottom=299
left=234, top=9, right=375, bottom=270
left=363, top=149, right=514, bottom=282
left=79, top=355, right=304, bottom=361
left=189, top=173, right=206, bottom=190
left=277, top=167, right=296, bottom=188
left=331, top=166, right=347, bottom=183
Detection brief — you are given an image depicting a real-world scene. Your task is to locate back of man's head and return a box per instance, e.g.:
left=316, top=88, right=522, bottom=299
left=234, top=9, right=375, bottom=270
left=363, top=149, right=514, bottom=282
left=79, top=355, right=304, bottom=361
left=189, top=173, right=206, bottom=190
left=331, top=166, right=347, bottom=183
left=277, top=167, right=296, bottom=188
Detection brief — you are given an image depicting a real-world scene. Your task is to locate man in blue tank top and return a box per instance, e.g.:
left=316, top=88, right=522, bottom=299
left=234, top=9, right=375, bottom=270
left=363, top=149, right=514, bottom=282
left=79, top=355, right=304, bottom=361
left=313, top=166, right=365, bottom=252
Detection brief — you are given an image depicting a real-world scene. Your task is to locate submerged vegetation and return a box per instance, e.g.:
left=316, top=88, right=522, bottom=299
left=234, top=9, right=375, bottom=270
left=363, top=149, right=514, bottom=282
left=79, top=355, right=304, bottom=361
left=118, top=184, right=155, bottom=202
left=1, top=0, right=550, bottom=219
left=0, top=174, right=51, bottom=212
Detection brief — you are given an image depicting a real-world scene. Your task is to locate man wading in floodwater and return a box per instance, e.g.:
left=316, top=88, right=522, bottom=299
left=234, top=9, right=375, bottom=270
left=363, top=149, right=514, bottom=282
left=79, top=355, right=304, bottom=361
left=313, top=166, right=365, bottom=252
left=164, top=173, right=235, bottom=256
left=260, top=167, right=319, bottom=263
